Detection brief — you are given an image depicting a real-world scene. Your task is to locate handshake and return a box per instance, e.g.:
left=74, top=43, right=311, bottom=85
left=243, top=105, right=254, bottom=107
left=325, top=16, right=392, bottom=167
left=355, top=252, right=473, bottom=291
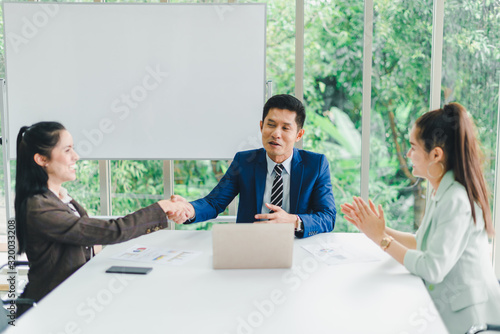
left=157, top=195, right=196, bottom=224
left=158, top=195, right=302, bottom=228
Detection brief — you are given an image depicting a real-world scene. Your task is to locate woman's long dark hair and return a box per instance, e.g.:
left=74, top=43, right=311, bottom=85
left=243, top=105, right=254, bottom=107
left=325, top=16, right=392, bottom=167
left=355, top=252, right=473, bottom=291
left=15, top=122, right=66, bottom=254
left=415, top=103, right=493, bottom=236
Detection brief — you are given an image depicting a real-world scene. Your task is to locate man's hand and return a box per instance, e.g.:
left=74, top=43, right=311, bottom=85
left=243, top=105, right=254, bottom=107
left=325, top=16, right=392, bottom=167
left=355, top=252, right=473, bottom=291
left=254, top=203, right=299, bottom=228
left=167, top=195, right=195, bottom=224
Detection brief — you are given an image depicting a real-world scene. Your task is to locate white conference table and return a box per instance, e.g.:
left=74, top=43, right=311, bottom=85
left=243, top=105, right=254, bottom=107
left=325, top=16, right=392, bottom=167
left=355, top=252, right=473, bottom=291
left=10, top=231, right=448, bottom=334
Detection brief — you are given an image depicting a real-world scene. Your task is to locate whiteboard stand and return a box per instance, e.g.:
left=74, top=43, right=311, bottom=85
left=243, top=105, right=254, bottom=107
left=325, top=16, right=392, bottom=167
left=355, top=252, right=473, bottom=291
left=266, top=80, right=273, bottom=99
left=0, top=78, right=13, bottom=225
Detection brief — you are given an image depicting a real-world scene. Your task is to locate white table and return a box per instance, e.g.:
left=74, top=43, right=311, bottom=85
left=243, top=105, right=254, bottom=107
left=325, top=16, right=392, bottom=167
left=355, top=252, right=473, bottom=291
left=9, top=231, right=448, bottom=334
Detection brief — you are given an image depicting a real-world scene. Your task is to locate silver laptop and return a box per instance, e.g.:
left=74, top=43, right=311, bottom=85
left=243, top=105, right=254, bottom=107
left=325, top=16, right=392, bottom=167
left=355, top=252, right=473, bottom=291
left=212, top=223, right=294, bottom=269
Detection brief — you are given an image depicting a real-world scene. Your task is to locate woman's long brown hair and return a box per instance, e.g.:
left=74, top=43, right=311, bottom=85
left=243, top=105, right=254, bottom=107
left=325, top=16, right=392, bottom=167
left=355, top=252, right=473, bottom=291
left=415, top=102, right=494, bottom=236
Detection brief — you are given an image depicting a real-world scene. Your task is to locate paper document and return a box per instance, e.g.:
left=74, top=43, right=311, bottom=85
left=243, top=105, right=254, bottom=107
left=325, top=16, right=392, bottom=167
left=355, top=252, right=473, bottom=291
left=112, top=245, right=201, bottom=265
left=302, top=239, right=385, bottom=265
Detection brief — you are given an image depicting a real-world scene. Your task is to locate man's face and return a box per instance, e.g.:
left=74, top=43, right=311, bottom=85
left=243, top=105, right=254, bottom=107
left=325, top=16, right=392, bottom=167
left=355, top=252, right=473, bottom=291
left=260, top=108, right=305, bottom=163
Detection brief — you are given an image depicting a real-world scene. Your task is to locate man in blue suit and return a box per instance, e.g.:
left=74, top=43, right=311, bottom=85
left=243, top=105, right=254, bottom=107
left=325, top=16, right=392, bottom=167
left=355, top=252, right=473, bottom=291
left=170, top=94, right=335, bottom=238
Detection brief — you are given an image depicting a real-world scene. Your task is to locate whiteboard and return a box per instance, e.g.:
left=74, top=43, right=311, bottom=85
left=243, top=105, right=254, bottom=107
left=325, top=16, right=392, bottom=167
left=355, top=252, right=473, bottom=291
left=3, top=2, right=266, bottom=159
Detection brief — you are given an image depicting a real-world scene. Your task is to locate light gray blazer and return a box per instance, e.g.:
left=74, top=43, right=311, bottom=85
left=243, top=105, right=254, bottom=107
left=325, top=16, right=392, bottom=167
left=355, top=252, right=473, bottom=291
left=404, top=171, right=500, bottom=334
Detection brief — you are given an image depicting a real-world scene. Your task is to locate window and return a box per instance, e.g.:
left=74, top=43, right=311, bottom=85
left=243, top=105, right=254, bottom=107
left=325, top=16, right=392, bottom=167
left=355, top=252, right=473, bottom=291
left=369, top=0, right=433, bottom=232
left=442, top=0, right=499, bottom=214
left=304, top=0, right=364, bottom=232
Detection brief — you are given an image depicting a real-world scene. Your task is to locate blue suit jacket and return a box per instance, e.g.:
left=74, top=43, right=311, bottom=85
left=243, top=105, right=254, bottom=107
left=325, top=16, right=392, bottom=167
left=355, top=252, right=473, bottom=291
left=190, top=148, right=336, bottom=238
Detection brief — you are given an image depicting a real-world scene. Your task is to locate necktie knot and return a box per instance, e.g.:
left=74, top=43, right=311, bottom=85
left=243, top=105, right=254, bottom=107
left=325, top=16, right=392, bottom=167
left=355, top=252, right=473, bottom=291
left=274, top=164, right=284, bottom=176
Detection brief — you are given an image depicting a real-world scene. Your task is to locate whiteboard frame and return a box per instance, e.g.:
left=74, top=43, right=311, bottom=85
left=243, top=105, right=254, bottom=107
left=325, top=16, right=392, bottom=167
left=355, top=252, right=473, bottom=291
left=2, top=2, right=267, bottom=160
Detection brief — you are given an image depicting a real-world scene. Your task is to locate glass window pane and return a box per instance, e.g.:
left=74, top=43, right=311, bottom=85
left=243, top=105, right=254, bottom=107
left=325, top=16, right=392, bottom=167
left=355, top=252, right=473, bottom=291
left=66, top=160, right=101, bottom=216
left=442, top=0, right=500, bottom=214
left=174, top=160, right=231, bottom=231
left=111, top=160, right=162, bottom=216
left=370, top=1, right=433, bottom=232
left=304, top=0, right=364, bottom=232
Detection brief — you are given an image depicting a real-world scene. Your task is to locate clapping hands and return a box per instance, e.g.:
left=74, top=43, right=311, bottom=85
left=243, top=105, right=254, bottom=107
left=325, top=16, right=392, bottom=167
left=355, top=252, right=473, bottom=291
left=340, top=197, right=386, bottom=243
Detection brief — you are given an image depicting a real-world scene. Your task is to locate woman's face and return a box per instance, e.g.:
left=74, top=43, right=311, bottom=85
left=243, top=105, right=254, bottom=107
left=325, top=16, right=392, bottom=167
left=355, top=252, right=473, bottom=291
left=45, top=130, right=79, bottom=186
left=406, top=126, right=433, bottom=179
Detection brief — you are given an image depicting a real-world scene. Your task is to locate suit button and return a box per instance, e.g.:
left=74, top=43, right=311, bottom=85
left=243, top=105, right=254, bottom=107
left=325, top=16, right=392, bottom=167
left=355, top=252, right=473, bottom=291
left=146, top=228, right=151, bottom=234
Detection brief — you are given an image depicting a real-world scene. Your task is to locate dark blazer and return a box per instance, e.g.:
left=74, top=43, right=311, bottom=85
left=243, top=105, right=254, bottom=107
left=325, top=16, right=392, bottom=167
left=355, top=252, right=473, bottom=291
left=19, top=190, right=168, bottom=314
left=190, top=148, right=336, bottom=237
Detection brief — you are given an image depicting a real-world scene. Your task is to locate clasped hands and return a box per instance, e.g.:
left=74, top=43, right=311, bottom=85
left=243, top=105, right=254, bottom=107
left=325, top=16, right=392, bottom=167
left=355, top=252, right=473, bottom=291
left=158, top=195, right=195, bottom=224
left=340, top=197, right=387, bottom=244
left=160, top=196, right=299, bottom=228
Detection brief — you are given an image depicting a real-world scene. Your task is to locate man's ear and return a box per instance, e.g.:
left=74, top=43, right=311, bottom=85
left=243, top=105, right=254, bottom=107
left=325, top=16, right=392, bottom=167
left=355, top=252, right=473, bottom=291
left=34, top=153, right=48, bottom=167
left=295, top=128, right=305, bottom=142
left=260, top=120, right=263, bottom=132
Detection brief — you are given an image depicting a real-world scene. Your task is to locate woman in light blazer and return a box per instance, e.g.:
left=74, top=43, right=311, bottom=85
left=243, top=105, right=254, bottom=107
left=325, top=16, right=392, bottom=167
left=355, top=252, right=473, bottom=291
left=341, top=103, right=500, bottom=334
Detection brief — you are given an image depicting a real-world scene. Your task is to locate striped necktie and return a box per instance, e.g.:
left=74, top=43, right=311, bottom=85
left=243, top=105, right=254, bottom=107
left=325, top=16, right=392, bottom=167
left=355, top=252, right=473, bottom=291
left=270, top=164, right=284, bottom=213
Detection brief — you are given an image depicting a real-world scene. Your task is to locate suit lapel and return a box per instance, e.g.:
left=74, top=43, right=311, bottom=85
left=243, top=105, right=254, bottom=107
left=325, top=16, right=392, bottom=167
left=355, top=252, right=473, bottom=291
left=290, top=148, right=303, bottom=213
left=255, top=149, right=267, bottom=214
left=71, top=199, right=88, bottom=217
left=417, top=171, right=455, bottom=250
left=45, top=190, right=88, bottom=218
left=416, top=197, right=435, bottom=250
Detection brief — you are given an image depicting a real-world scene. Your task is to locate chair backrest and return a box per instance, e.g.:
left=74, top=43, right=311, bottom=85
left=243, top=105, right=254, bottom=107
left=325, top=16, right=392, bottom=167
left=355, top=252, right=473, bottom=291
left=0, top=261, right=31, bottom=331
left=466, top=324, right=500, bottom=334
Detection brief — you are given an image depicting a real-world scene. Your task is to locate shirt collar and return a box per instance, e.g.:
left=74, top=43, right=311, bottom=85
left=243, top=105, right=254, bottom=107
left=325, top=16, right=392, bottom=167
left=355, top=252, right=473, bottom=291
left=431, top=170, right=455, bottom=202
left=266, top=151, right=293, bottom=176
left=50, top=187, right=73, bottom=204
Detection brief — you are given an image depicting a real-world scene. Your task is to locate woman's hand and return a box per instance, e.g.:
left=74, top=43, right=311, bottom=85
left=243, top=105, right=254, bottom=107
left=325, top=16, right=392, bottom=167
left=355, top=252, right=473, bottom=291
left=341, top=197, right=386, bottom=244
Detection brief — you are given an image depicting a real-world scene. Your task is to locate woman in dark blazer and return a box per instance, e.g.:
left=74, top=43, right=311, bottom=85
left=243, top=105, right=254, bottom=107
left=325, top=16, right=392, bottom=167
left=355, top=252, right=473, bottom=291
left=15, top=122, right=186, bottom=316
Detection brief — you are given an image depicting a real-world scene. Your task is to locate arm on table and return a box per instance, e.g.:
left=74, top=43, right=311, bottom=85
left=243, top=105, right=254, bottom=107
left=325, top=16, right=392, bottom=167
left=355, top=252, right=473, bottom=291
left=385, top=227, right=416, bottom=250
left=29, top=196, right=176, bottom=246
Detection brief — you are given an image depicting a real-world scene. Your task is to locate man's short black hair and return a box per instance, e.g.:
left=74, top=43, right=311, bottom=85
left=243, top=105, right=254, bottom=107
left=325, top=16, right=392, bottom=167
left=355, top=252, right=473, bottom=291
left=262, top=94, right=306, bottom=129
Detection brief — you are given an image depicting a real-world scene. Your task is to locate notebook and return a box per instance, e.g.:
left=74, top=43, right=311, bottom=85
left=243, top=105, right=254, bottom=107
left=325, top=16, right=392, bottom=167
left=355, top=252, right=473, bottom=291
left=212, top=223, right=294, bottom=269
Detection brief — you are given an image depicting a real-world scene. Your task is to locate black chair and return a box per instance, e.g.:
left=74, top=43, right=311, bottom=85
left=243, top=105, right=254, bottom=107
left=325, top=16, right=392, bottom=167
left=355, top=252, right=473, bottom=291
left=0, top=261, right=29, bottom=272
left=0, top=261, right=34, bottom=332
left=466, top=324, right=500, bottom=334
left=465, top=281, right=500, bottom=333
left=0, top=298, right=35, bottom=332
